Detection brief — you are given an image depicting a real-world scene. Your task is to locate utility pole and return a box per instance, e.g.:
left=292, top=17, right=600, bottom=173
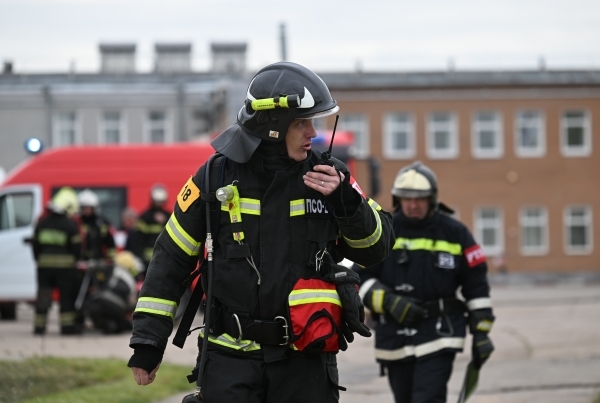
left=280, top=23, right=287, bottom=62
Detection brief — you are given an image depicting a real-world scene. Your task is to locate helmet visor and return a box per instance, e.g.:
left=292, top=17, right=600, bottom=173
left=297, top=105, right=339, bottom=120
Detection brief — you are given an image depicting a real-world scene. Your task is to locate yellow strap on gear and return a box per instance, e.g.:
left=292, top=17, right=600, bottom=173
left=222, top=185, right=244, bottom=241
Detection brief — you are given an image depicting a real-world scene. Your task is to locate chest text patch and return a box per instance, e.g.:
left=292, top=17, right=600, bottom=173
left=437, top=253, right=456, bottom=269
left=177, top=176, right=201, bottom=212
left=305, top=198, right=330, bottom=217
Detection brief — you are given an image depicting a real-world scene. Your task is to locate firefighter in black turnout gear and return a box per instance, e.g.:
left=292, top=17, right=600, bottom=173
left=128, top=62, right=394, bottom=402
left=32, top=187, right=82, bottom=335
left=356, top=161, right=495, bottom=403
left=78, top=189, right=116, bottom=262
left=133, top=184, right=171, bottom=270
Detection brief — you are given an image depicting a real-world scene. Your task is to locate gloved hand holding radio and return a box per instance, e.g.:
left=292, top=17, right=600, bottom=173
left=323, top=264, right=372, bottom=351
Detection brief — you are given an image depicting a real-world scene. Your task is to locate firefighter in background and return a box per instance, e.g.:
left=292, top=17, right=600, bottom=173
left=133, top=184, right=170, bottom=270
left=78, top=188, right=116, bottom=262
left=356, top=161, right=495, bottom=403
left=128, top=62, right=394, bottom=402
left=32, top=187, right=82, bottom=335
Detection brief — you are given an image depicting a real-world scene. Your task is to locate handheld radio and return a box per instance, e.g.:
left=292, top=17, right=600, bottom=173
left=317, top=115, right=339, bottom=166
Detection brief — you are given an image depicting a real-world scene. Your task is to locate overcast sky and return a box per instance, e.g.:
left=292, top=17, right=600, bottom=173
left=1, top=0, right=599, bottom=74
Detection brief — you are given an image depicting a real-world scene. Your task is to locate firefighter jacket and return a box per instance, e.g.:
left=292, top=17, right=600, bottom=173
left=80, top=213, right=116, bottom=261
left=135, top=206, right=170, bottom=265
left=130, top=151, right=394, bottom=363
left=33, top=211, right=82, bottom=269
left=357, top=208, right=493, bottom=363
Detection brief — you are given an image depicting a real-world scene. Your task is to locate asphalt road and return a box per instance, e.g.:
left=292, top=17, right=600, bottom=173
left=2, top=281, right=600, bottom=403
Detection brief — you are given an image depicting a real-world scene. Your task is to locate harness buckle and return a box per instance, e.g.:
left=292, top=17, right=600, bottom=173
left=232, top=313, right=243, bottom=343
left=315, top=248, right=329, bottom=272
left=275, top=316, right=289, bottom=345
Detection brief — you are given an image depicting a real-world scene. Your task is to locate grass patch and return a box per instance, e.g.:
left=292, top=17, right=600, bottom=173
left=0, top=357, right=192, bottom=403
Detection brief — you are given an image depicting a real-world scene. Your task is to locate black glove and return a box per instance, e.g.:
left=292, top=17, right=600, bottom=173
left=383, top=293, right=427, bottom=328
left=472, top=332, right=494, bottom=369
left=323, top=264, right=372, bottom=350
left=127, top=344, right=163, bottom=373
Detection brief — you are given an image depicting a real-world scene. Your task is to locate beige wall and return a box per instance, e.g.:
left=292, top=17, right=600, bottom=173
left=329, top=89, right=599, bottom=274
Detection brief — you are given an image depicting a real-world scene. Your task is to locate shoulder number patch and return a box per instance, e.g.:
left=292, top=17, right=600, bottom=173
left=177, top=176, right=201, bottom=212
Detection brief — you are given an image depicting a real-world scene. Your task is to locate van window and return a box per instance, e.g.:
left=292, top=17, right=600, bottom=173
left=52, top=187, right=127, bottom=229
left=0, top=192, right=35, bottom=230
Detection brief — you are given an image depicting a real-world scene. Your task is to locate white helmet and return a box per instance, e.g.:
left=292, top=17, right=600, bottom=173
left=151, top=184, right=168, bottom=203
left=78, top=188, right=99, bottom=208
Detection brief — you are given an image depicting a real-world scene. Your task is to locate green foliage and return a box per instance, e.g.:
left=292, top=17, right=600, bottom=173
left=0, top=357, right=191, bottom=403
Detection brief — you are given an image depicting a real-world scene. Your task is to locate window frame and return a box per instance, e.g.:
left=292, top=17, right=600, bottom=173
left=52, top=111, right=81, bottom=147
left=473, top=206, right=504, bottom=257
left=339, top=113, right=369, bottom=159
left=514, top=110, right=546, bottom=158
left=0, top=192, right=35, bottom=231
left=383, top=112, right=416, bottom=160
left=471, top=110, right=503, bottom=159
left=560, top=109, right=592, bottom=157
left=144, top=109, right=172, bottom=144
left=563, top=205, right=593, bottom=255
left=98, top=110, right=127, bottom=144
left=426, top=111, right=459, bottom=159
left=519, top=206, right=549, bottom=256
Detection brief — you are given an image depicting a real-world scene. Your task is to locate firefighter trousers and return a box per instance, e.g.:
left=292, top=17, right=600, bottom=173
left=386, top=352, right=456, bottom=403
left=34, top=268, right=80, bottom=334
left=196, top=346, right=342, bottom=402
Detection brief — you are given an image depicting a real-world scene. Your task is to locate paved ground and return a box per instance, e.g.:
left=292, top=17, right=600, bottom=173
left=2, top=281, right=600, bottom=403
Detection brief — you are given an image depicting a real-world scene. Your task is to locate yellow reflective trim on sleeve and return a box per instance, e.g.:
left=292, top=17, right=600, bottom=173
left=367, top=198, right=382, bottom=211
left=135, top=297, right=178, bottom=319
left=342, top=205, right=383, bottom=248
left=290, top=199, right=305, bottom=217
left=288, top=289, right=342, bottom=307
left=393, top=237, right=462, bottom=255
left=177, top=176, right=201, bottom=212
left=372, top=289, right=385, bottom=314
left=165, top=213, right=201, bottom=256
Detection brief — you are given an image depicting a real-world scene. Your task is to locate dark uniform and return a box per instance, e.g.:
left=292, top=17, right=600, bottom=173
left=134, top=204, right=169, bottom=268
left=357, top=161, right=495, bottom=403
left=80, top=214, right=116, bottom=261
left=128, top=62, right=394, bottom=402
left=32, top=208, right=82, bottom=334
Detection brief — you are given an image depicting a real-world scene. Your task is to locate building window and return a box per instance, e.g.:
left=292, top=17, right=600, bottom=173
left=515, top=110, right=545, bottom=157
left=147, top=111, right=168, bottom=143
left=520, top=207, right=549, bottom=255
left=101, top=111, right=123, bottom=144
left=54, top=112, right=78, bottom=146
left=474, top=207, right=503, bottom=256
left=426, top=112, right=458, bottom=159
left=339, top=114, right=369, bottom=159
left=561, top=110, right=591, bottom=157
left=383, top=113, right=415, bottom=159
left=472, top=111, right=503, bottom=159
left=564, top=205, right=593, bottom=255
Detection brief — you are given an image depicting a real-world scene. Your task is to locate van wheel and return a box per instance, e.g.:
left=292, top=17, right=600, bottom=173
left=0, top=302, right=17, bottom=320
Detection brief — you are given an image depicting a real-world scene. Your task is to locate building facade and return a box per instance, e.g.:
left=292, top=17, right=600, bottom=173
left=320, top=70, right=599, bottom=273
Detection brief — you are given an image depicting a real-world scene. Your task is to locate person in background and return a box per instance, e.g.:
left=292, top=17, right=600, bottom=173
left=356, top=161, right=495, bottom=403
left=134, top=184, right=170, bottom=270
left=32, top=187, right=82, bottom=335
left=78, top=188, right=116, bottom=262
left=113, top=207, right=139, bottom=252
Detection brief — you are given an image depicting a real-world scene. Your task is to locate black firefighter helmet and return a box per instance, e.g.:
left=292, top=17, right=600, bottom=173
left=211, top=62, right=339, bottom=163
